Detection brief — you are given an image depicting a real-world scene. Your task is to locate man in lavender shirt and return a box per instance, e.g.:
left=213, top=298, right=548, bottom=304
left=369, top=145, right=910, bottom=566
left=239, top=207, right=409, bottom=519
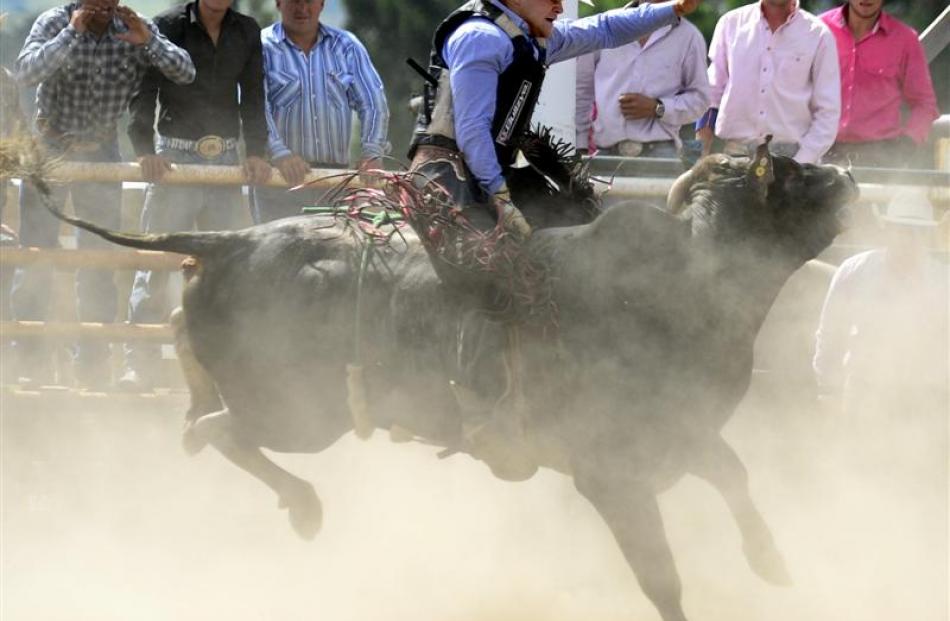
left=575, top=0, right=709, bottom=162
left=695, top=0, right=841, bottom=164
left=409, top=0, right=701, bottom=237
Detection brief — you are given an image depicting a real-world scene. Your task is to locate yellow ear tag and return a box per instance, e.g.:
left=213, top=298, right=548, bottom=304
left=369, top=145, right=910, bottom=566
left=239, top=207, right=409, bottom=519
left=755, top=166, right=767, bottom=177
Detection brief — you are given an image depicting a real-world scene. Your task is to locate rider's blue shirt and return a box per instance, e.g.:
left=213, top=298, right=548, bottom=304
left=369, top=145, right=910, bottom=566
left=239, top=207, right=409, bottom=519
left=443, top=0, right=680, bottom=195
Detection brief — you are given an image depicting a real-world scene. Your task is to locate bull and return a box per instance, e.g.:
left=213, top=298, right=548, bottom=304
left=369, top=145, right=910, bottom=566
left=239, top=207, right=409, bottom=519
left=46, top=139, right=857, bottom=621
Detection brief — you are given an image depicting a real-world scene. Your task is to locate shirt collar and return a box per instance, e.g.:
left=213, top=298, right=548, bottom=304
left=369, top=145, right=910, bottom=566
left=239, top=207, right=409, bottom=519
left=486, top=0, right=533, bottom=39
left=188, top=1, right=236, bottom=29
left=838, top=5, right=893, bottom=36
left=758, top=0, right=801, bottom=27
left=274, top=22, right=335, bottom=47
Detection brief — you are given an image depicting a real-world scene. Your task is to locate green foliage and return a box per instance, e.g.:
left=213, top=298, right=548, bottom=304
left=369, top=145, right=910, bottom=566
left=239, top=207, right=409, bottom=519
left=233, top=0, right=278, bottom=26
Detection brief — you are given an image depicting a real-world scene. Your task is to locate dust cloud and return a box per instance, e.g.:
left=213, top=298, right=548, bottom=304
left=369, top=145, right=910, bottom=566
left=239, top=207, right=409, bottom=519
left=1, top=366, right=945, bottom=621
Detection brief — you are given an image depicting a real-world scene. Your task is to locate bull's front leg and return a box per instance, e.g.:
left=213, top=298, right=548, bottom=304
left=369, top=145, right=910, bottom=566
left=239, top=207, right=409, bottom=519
left=687, top=433, right=791, bottom=585
left=183, top=410, right=323, bottom=540
left=574, top=466, right=688, bottom=621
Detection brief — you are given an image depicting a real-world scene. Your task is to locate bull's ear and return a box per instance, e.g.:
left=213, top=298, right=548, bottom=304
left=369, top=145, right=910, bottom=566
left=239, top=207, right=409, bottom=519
left=748, top=135, right=775, bottom=191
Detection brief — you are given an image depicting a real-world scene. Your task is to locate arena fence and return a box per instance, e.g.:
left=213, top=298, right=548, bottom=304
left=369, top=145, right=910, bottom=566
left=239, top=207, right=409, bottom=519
left=1, top=139, right=948, bottom=351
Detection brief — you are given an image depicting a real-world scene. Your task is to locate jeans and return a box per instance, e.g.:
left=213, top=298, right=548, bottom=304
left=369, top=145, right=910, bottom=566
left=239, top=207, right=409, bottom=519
left=250, top=161, right=347, bottom=224
left=11, top=140, right=121, bottom=367
left=251, top=185, right=323, bottom=224
left=125, top=147, right=245, bottom=372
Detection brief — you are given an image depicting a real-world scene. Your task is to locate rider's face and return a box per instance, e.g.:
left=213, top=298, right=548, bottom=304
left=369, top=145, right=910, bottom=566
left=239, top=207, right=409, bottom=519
left=507, top=0, right=563, bottom=38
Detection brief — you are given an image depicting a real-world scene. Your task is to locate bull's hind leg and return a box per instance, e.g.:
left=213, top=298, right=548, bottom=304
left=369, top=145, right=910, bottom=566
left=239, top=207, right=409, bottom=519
left=574, top=468, right=688, bottom=621
left=183, top=410, right=323, bottom=540
left=687, top=433, right=791, bottom=585
left=170, top=306, right=222, bottom=422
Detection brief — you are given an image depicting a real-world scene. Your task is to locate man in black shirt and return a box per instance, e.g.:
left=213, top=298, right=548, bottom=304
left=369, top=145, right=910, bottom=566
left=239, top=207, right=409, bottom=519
left=122, top=0, right=271, bottom=390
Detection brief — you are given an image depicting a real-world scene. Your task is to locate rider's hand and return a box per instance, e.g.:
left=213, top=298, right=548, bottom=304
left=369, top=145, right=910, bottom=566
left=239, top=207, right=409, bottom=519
left=274, top=154, right=309, bottom=187
left=243, top=156, right=273, bottom=186
left=138, top=154, right=172, bottom=183
left=673, top=0, right=701, bottom=17
left=493, top=184, right=531, bottom=239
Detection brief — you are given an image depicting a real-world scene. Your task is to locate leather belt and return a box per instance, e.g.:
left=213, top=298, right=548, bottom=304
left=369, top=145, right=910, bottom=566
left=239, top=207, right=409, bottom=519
left=158, top=135, right=238, bottom=160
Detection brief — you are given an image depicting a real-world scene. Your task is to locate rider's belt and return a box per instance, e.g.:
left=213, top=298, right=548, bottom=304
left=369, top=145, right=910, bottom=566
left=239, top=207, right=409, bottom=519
left=158, top=135, right=238, bottom=160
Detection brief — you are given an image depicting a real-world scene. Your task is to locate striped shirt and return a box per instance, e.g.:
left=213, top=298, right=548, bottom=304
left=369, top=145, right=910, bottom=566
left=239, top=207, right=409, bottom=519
left=261, top=22, right=390, bottom=165
left=16, top=3, right=195, bottom=141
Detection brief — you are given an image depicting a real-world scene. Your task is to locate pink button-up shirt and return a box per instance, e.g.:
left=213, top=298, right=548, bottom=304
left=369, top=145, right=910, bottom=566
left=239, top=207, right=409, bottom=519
left=820, top=6, right=938, bottom=145
left=707, top=1, right=841, bottom=163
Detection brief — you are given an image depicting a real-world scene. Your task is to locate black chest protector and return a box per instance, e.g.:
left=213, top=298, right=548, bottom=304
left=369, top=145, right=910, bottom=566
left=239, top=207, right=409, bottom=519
left=408, top=0, right=547, bottom=172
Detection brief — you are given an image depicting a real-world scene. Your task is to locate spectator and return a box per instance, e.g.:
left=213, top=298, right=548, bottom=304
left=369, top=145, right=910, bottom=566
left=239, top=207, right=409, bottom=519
left=12, top=0, right=195, bottom=388
left=122, top=0, right=272, bottom=391
left=575, top=0, right=709, bottom=162
left=813, top=188, right=948, bottom=418
left=820, top=0, right=939, bottom=168
left=253, top=0, right=390, bottom=224
left=696, top=0, right=840, bottom=163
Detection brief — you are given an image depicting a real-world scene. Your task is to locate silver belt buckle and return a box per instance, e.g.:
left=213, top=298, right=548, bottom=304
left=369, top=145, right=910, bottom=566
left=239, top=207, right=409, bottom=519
left=616, top=140, right=644, bottom=158
left=195, top=135, right=226, bottom=160
left=70, top=141, right=101, bottom=154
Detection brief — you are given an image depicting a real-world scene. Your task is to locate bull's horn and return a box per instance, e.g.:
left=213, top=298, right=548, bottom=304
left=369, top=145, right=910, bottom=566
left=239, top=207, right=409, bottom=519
left=666, top=168, right=696, bottom=215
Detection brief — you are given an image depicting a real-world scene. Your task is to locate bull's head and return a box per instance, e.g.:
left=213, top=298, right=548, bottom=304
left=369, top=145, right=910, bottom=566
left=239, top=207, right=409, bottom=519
left=666, top=138, right=858, bottom=263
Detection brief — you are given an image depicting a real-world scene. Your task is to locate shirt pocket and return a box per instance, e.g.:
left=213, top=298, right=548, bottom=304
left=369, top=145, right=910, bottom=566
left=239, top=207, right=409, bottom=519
left=775, top=48, right=812, bottom=88
left=856, top=53, right=900, bottom=84
left=326, top=70, right=353, bottom=109
left=267, top=71, right=302, bottom=109
left=102, top=57, right=140, bottom=86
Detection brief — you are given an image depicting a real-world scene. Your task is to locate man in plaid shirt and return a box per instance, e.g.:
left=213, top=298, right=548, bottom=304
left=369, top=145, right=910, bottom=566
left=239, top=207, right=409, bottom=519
left=12, top=0, right=195, bottom=388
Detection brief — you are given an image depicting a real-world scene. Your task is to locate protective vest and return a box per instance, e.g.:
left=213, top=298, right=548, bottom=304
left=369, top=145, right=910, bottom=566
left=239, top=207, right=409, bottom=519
left=408, top=0, right=547, bottom=172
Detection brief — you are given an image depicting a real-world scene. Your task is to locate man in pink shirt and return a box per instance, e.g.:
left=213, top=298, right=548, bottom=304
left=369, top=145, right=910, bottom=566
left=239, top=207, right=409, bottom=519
left=821, top=0, right=939, bottom=167
left=696, top=0, right=841, bottom=164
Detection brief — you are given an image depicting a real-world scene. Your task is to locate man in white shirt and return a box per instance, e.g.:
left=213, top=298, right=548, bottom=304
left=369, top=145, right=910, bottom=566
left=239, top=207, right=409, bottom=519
left=576, top=0, right=709, bottom=160
left=813, top=190, right=948, bottom=416
left=696, top=0, right=840, bottom=163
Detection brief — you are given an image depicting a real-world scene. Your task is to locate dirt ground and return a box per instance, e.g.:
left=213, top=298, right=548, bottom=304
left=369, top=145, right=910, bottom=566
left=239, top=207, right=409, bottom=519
left=1, top=376, right=946, bottom=621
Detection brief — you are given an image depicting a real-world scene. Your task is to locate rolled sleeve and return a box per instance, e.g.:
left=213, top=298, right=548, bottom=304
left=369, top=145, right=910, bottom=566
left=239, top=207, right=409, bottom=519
left=796, top=30, right=840, bottom=164
left=901, top=38, right=939, bottom=145
left=144, top=19, right=195, bottom=85
left=16, top=10, right=79, bottom=87
left=345, top=36, right=391, bottom=160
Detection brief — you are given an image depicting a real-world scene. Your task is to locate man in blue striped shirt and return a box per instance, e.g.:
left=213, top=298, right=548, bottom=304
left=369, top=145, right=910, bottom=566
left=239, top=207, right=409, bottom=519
left=253, top=0, right=390, bottom=223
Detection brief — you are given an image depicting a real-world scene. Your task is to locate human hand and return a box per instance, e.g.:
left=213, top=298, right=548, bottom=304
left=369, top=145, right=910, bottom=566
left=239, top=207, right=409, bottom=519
left=243, top=156, right=273, bottom=186
left=696, top=126, right=714, bottom=155
left=274, top=154, right=309, bottom=187
left=69, top=3, right=103, bottom=33
left=138, top=154, right=172, bottom=183
left=493, top=186, right=531, bottom=239
left=358, top=157, right=382, bottom=187
left=619, top=93, right=659, bottom=120
left=673, top=0, right=701, bottom=17
left=114, top=6, right=152, bottom=45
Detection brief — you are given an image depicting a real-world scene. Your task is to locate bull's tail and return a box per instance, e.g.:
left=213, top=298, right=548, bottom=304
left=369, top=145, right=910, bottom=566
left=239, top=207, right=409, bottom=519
left=39, top=186, right=233, bottom=257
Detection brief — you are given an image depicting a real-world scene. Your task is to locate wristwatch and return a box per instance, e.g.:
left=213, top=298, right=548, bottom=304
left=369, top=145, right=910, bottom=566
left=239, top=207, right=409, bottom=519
left=654, top=100, right=666, bottom=119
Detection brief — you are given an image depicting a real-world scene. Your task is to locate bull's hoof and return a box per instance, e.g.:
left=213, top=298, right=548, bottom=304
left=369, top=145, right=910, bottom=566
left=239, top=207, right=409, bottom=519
left=181, top=419, right=210, bottom=456
left=278, top=481, right=323, bottom=540
left=744, top=539, right=793, bottom=586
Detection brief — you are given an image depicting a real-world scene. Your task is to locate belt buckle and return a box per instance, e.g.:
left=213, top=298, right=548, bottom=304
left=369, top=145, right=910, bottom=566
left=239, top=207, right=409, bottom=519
left=616, top=141, right=643, bottom=158
left=195, top=135, right=225, bottom=160
left=66, top=139, right=101, bottom=154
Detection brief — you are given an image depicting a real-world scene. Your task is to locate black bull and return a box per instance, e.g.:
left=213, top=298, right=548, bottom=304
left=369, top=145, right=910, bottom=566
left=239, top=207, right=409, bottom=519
left=48, top=148, right=857, bottom=621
